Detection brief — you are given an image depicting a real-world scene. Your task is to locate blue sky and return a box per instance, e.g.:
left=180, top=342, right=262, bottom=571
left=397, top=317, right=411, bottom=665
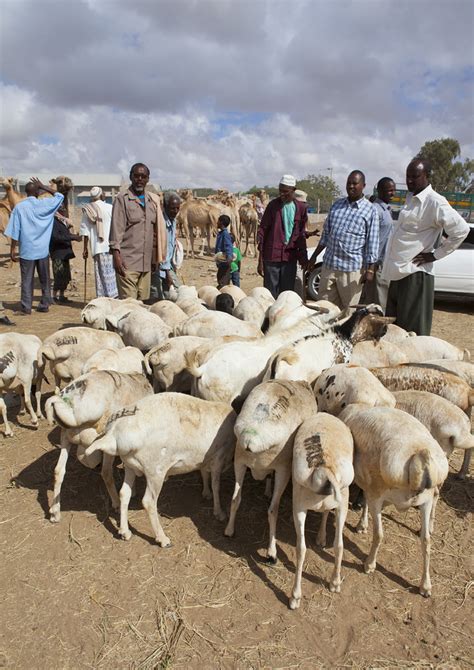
left=0, top=0, right=472, bottom=191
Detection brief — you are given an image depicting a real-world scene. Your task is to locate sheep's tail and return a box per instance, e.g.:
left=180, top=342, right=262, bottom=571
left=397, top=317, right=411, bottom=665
left=451, top=432, right=474, bottom=450
left=37, top=344, right=54, bottom=368
left=184, top=350, right=204, bottom=378
left=85, top=433, right=118, bottom=458
left=143, top=348, right=156, bottom=376
left=408, top=449, right=436, bottom=493
left=309, top=467, right=341, bottom=504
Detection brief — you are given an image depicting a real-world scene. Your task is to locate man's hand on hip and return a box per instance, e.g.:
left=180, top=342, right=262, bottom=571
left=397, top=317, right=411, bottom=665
left=413, top=251, right=436, bottom=266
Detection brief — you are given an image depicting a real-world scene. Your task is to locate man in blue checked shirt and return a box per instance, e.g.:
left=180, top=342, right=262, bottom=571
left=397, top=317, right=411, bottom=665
left=307, top=170, right=379, bottom=309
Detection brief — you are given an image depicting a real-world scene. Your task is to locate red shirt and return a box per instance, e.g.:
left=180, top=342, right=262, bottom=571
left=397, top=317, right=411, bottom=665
left=257, top=197, right=308, bottom=263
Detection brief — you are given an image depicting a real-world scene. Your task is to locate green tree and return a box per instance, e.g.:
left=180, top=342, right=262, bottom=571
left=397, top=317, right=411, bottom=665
left=296, top=174, right=341, bottom=211
left=416, top=138, right=473, bottom=192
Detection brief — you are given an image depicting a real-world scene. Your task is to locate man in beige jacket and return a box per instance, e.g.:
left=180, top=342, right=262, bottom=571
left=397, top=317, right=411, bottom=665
left=109, top=163, right=167, bottom=300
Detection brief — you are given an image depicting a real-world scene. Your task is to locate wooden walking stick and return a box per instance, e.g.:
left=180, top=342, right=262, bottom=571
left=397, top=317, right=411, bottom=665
left=83, top=256, right=88, bottom=305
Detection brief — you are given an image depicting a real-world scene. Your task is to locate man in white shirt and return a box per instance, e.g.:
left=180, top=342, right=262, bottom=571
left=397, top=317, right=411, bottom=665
left=382, top=158, right=469, bottom=335
left=80, top=187, right=118, bottom=298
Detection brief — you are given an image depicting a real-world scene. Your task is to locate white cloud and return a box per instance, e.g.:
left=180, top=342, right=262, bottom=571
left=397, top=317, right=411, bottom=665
left=0, top=0, right=472, bottom=190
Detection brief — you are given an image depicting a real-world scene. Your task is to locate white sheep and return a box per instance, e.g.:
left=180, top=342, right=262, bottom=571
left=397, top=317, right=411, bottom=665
left=175, top=310, right=262, bottom=339
left=340, top=405, right=449, bottom=597
left=81, top=297, right=143, bottom=330
left=106, top=308, right=171, bottom=351
left=394, top=390, right=474, bottom=475
left=148, top=300, right=188, bottom=328
left=381, top=323, right=416, bottom=343
left=233, top=296, right=266, bottom=328
left=224, top=380, right=317, bottom=562
left=82, top=346, right=146, bottom=375
left=289, top=413, right=354, bottom=609
left=45, top=371, right=153, bottom=523
left=38, top=327, right=124, bottom=393
left=85, top=394, right=237, bottom=546
left=313, top=364, right=396, bottom=415
left=264, top=308, right=394, bottom=384
left=197, top=285, right=220, bottom=309
left=0, top=333, right=44, bottom=436
left=350, top=340, right=409, bottom=367
left=395, top=336, right=469, bottom=362
left=220, top=285, right=247, bottom=306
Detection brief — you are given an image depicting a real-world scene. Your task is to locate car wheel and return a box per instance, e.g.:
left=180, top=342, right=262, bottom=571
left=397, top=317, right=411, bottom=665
left=306, top=263, right=322, bottom=301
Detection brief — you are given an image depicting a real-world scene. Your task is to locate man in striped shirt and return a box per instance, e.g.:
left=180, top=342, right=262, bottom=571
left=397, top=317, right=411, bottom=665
left=307, top=170, right=379, bottom=309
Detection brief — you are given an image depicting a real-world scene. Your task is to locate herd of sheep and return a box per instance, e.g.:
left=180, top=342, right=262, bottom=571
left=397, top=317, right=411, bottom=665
left=1, top=285, right=472, bottom=610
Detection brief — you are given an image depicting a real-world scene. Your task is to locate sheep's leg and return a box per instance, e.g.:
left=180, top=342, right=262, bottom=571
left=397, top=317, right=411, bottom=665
left=419, top=496, right=433, bottom=597
left=189, top=226, right=195, bottom=259
left=458, top=448, right=472, bottom=480
left=289, top=502, right=307, bottom=610
left=429, top=486, right=439, bottom=535
left=54, top=371, right=62, bottom=395
left=210, top=465, right=226, bottom=521
left=317, top=511, right=329, bottom=548
left=266, top=467, right=291, bottom=564
left=364, top=498, right=383, bottom=574
left=34, top=368, right=44, bottom=419
left=224, top=461, right=247, bottom=537
left=18, top=394, right=26, bottom=415
left=356, top=500, right=369, bottom=534
left=201, top=469, right=212, bottom=499
left=0, top=396, right=13, bottom=437
left=22, top=384, right=38, bottom=428
left=264, top=474, right=273, bottom=498
left=101, top=453, right=120, bottom=511
left=330, top=488, right=349, bottom=593
left=142, top=474, right=170, bottom=547
left=49, top=435, right=70, bottom=523
left=118, top=468, right=136, bottom=541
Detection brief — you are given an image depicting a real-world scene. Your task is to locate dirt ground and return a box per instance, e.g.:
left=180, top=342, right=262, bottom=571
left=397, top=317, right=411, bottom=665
left=0, top=229, right=473, bottom=670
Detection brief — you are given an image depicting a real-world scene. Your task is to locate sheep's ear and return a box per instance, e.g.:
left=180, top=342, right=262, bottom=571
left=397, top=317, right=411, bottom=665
left=352, top=315, right=395, bottom=343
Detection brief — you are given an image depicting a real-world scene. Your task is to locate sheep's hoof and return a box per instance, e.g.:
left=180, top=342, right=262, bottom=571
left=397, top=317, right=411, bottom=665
left=356, top=525, right=368, bottom=535
left=329, top=581, right=341, bottom=593
left=265, top=555, right=277, bottom=565
left=32, top=421, right=39, bottom=430
left=49, top=511, right=61, bottom=524
left=202, top=491, right=212, bottom=501
left=455, top=472, right=467, bottom=481
left=419, top=585, right=432, bottom=598
left=224, top=526, right=234, bottom=538
left=364, top=560, right=376, bottom=574
left=214, top=510, right=226, bottom=522
left=316, top=538, right=327, bottom=549
left=4, top=431, right=14, bottom=438
left=289, top=596, right=300, bottom=610
left=118, top=529, right=132, bottom=541
left=158, top=538, right=172, bottom=548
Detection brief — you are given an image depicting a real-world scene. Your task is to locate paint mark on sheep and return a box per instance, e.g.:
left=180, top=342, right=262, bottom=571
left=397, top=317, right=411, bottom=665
left=0, top=350, right=15, bottom=373
left=305, top=433, right=324, bottom=468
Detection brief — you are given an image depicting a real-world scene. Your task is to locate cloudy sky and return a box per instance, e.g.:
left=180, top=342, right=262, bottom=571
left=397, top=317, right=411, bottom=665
left=1, top=0, right=473, bottom=191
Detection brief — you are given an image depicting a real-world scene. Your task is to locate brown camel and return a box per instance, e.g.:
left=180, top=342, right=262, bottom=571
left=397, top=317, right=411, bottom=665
left=0, top=177, right=25, bottom=234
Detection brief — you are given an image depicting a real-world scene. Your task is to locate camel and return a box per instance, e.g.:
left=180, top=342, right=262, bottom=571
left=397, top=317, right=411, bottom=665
left=0, top=177, right=25, bottom=234
left=177, top=190, right=241, bottom=257
left=239, top=198, right=259, bottom=256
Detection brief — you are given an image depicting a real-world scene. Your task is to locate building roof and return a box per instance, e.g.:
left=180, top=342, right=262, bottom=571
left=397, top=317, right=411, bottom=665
left=14, top=173, right=124, bottom=187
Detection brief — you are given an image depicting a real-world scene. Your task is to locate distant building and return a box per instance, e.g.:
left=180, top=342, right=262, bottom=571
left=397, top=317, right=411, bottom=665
left=14, top=173, right=124, bottom=205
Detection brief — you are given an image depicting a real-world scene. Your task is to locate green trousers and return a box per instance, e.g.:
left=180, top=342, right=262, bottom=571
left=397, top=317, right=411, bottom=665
left=386, top=271, right=434, bottom=336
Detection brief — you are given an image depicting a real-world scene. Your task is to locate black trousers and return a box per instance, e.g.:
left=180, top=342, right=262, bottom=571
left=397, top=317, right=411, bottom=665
left=263, top=261, right=297, bottom=299
left=217, top=262, right=231, bottom=289
left=386, top=271, right=434, bottom=336
left=20, top=256, right=51, bottom=312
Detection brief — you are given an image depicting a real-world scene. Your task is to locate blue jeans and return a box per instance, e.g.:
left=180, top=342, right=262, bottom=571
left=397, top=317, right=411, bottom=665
left=231, top=271, right=240, bottom=287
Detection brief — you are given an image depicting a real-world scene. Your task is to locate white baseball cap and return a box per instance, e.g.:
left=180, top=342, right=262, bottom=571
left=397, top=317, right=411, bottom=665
left=279, top=174, right=296, bottom=187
